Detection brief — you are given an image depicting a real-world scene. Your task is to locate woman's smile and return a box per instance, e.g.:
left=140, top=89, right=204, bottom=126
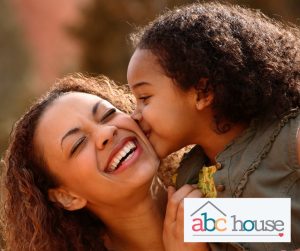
left=105, top=137, right=139, bottom=173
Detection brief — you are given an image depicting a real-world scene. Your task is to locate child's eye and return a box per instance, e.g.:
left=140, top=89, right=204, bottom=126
left=139, top=96, right=151, bottom=102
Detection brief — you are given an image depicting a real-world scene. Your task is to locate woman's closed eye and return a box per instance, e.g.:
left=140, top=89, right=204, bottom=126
left=101, top=108, right=116, bottom=122
left=70, top=136, right=87, bottom=157
left=69, top=109, right=116, bottom=157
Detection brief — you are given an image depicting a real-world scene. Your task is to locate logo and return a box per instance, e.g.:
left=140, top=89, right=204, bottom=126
left=184, top=198, right=291, bottom=242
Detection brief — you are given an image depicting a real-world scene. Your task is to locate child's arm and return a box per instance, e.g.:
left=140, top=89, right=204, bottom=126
left=163, top=184, right=210, bottom=251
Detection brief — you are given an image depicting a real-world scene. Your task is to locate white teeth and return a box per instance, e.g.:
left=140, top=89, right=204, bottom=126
left=124, top=145, right=130, bottom=152
left=120, top=150, right=127, bottom=156
left=108, top=141, right=137, bottom=172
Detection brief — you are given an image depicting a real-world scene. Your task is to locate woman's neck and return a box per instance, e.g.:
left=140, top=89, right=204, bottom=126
left=92, top=190, right=165, bottom=251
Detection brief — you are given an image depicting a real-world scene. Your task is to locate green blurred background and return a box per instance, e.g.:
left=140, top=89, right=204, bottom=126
left=0, top=0, right=299, bottom=247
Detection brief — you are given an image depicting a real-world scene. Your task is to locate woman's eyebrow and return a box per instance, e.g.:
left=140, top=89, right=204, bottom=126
left=92, top=101, right=101, bottom=116
left=61, top=127, right=80, bottom=150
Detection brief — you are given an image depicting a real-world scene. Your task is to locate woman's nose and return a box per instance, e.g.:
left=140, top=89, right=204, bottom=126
left=131, top=108, right=142, bottom=123
left=95, top=125, right=117, bottom=150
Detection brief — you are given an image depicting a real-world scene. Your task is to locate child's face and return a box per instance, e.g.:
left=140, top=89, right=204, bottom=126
left=127, top=49, right=198, bottom=158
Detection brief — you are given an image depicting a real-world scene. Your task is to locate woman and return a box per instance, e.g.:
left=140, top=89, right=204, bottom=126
left=1, top=74, right=206, bottom=251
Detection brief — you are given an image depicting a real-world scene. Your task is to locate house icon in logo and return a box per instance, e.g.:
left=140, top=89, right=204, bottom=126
left=190, top=201, right=227, bottom=217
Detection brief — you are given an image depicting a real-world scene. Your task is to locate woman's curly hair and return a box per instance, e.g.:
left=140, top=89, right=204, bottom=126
left=1, top=74, right=134, bottom=251
left=131, top=2, right=300, bottom=131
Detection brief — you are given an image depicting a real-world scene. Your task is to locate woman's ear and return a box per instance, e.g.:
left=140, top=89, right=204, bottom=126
left=48, top=188, right=87, bottom=211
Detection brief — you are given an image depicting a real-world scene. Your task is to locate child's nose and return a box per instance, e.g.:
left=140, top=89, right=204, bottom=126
left=95, top=125, right=117, bottom=150
left=131, top=109, right=142, bottom=123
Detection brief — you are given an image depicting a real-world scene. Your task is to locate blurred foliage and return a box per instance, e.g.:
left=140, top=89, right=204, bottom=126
left=0, top=0, right=34, bottom=247
left=74, top=0, right=299, bottom=85
left=72, top=0, right=196, bottom=84
left=0, top=0, right=34, bottom=156
left=231, top=0, right=299, bottom=24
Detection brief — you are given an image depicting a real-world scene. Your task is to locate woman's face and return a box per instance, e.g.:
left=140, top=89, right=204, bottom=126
left=34, top=92, right=159, bottom=207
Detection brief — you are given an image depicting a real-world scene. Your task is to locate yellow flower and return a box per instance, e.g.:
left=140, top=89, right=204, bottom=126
left=171, top=173, right=178, bottom=186
left=198, top=165, right=217, bottom=198
left=172, top=165, right=217, bottom=198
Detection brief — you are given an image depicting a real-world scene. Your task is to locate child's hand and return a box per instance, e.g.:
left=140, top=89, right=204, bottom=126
left=163, top=184, right=209, bottom=251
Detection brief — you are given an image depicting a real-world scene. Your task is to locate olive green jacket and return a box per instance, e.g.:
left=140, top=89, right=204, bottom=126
left=176, top=109, right=300, bottom=251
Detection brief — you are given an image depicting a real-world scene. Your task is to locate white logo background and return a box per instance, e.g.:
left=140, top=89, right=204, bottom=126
left=184, top=198, right=291, bottom=242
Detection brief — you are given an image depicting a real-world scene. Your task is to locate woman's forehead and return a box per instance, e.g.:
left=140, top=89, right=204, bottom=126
left=51, top=92, right=115, bottom=110
left=34, top=93, right=112, bottom=154
left=36, top=92, right=114, bottom=140
left=58, top=92, right=102, bottom=103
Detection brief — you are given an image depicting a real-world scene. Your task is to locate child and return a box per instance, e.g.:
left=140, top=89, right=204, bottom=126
left=127, top=2, right=300, bottom=251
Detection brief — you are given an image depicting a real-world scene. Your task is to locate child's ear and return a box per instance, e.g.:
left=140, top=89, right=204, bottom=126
left=194, top=78, right=214, bottom=110
left=48, top=188, right=87, bottom=211
left=195, top=92, right=213, bottom=110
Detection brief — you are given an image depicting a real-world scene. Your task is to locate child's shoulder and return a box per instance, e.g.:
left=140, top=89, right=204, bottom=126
left=175, top=145, right=206, bottom=189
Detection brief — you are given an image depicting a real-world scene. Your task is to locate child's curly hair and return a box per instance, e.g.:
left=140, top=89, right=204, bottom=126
left=131, top=2, right=300, bottom=132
